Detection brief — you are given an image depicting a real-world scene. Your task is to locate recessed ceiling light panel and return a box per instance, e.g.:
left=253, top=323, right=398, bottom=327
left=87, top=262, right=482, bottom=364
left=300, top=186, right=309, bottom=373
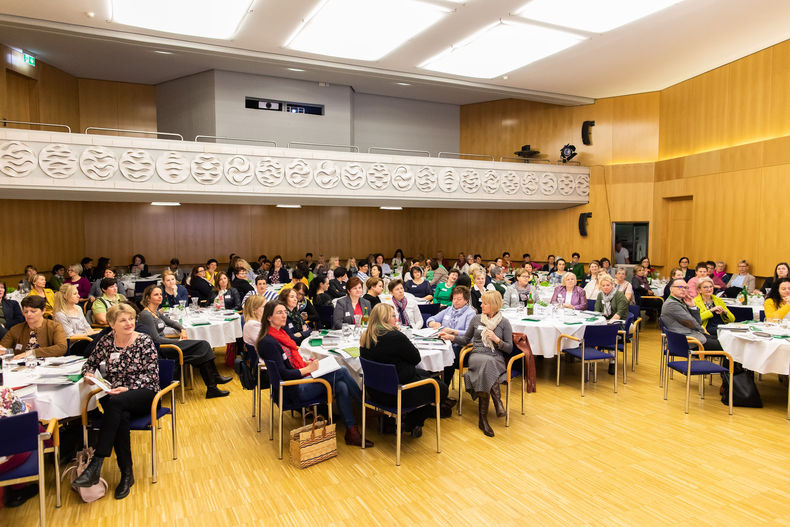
left=111, top=0, right=253, bottom=40
left=516, top=0, right=684, bottom=33
left=420, top=21, right=585, bottom=78
left=286, top=0, right=450, bottom=61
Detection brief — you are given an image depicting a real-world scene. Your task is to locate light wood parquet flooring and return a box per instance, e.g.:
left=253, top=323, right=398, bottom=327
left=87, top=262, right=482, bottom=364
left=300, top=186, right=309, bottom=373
left=3, top=324, right=790, bottom=526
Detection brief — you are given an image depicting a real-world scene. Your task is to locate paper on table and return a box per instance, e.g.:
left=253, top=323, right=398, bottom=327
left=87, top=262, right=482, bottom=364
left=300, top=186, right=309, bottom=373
left=311, top=356, right=341, bottom=378
left=413, top=327, right=439, bottom=339
left=88, top=374, right=113, bottom=393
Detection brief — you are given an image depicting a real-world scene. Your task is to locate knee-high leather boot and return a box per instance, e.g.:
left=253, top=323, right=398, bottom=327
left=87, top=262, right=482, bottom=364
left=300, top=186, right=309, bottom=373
left=490, top=384, right=506, bottom=418
left=477, top=392, right=494, bottom=437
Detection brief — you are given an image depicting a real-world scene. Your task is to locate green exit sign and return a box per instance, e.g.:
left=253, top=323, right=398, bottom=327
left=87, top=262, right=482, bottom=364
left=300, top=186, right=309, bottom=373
left=23, top=53, right=35, bottom=66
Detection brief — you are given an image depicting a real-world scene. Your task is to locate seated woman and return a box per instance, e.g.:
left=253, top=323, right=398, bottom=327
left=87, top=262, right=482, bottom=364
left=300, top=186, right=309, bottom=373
left=404, top=266, right=433, bottom=302
left=345, top=257, right=358, bottom=277
left=678, top=256, right=695, bottom=282
left=242, top=275, right=270, bottom=307
left=205, top=259, right=219, bottom=287
left=168, top=258, right=187, bottom=284
left=502, top=268, right=534, bottom=309
left=90, top=267, right=117, bottom=302
left=756, top=262, right=790, bottom=296
left=137, top=285, right=230, bottom=398
left=764, top=278, right=790, bottom=321
left=594, top=275, right=629, bottom=322
left=242, top=295, right=266, bottom=347
left=375, top=253, right=392, bottom=275
left=268, top=255, right=290, bottom=285
left=429, top=259, right=448, bottom=287
left=47, top=264, right=66, bottom=291
left=129, top=254, right=150, bottom=277
left=92, top=257, right=111, bottom=282
left=292, top=282, right=319, bottom=328
left=360, top=303, right=454, bottom=438
left=257, top=301, right=371, bottom=447
left=470, top=268, right=495, bottom=314
left=161, top=270, right=189, bottom=309
left=0, top=295, right=66, bottom=358
left=65, top=263, right=91, bottom=300
left=663, top=267, right=684, bottom=300
left=600, top=257, right=615, bottom=277
left=213, top=272, right=241, bottom=310
left=724, top=260, right=756, bottom=298
left=453, top=290, right=513, bottom=437
left=0, top=281, right=24, bottom=339
left=429, top=285, right=475, bottom=384
left=363, top=277, right=384, bottom=307
left=386, top=279, right=423, bottom=329
left=543, top=254, right=557, bottom=274
left=91, top=278, right=128, bottom=326
left=53, top=284, right=100, bottom=352
left=583, top=260, right=602, bottom=299
left=550, top=272, right=587, bottom=310
left=309, top=274, right=333, bottom=307
left=391, top=249, right=405, bottom=270
left=548, top=258, right=567, bottom=286
left=231, top=267, right=255, bottom=298
left=631, top=265, right=662, bottom=315
left=433, top=268, right=460, bottom=307
left=614, top=267, right=635, bottom=304
left=333, top=277, right=372, bottom=329
left=694, top=277, right=735, bottom=338
left=17, top=265, right=37, bottom=294
left=26, top=273, right=55, bottom=317
left=72, top=303, right=158, bottom=499
left=640, top=257, right=654, bottom=275
left=279, top=288, right=313, bottom=344
left=188, top=265, right=214, bottom=307
left=713, top=260, right=730, bottom=288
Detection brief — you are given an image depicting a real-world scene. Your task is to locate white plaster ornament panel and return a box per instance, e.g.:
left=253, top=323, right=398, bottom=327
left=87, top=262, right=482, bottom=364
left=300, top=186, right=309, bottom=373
left=255, top=157, right=284, bottom=187
left=521, top=172, right=538, bottom=195
left=391, top=165, right=414, bottom=191
left=0, top=141, right=36, bottom=178
left=416, top=166, right=437, bottom=192
left=224, top=155, right=254, bottom=186
left=39, top=144, right=78, bottom=179
left=119, top=149, right=155, bottom=182
left=286, top=159, right=312, bottom=188
left=156, top=151, right=190, bottom=183
left=191, top=153, right=222, bottom=185
left=539, top=173, right=557, bottom=195
left=482, top=170, right=500, bottom=194
left=557, top=174, right=575, bottom=196
left=315, top=161, right=339, bottom=189
left=80, top=146, right=117, bottom=181
left=342, top=163, right=366, bottom=190
left=576, top=175, right=590, bottom=197
left=367, top=163, right=391, bottom=191
left=439, top=168, right=459, bottom=193
left=501, top=171, right=519, bottom=195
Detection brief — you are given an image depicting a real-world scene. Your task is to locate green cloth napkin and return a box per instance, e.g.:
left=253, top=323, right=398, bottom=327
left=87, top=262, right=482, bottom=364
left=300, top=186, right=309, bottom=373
left=224, top=317, right=238, bottom=322
left=564, top=321, right=583, bottom=325
left=586, top=317, right=599, bottom=322
left=522, top=318, right=541, bottom=322
left=320, top=330, right=329, bottom=336
left=772, top=335, right=790, bottom=339
left=343, top=347, right=361, bottom=358
left=191, top=322, right=210, bottom=327
left=309, top=338, right=323, bottom=346
left=66, top=374, right=83, bottom=383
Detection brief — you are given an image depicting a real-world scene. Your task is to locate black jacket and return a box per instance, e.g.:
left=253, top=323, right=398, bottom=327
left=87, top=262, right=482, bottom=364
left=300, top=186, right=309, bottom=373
left=328, top=279, right=347, bottom=299
left=0, top=298, right=24, bottom=338
left=189, top=276, right=214, bottom=306
left=360, top=330, right=421, bottom=384
left=231, top=277, right=254, bottom=298
left=215, top=288, right=241, bottom=310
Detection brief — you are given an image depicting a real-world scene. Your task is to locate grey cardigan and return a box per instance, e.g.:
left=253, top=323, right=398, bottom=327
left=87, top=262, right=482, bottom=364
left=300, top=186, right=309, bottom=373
left=660, top=296, right=707, bottom=344
left=332, top=296, right=372, bottom=329
left=137, top=309, right=183, bottom=345
left=454, top=314, right=514, bottom=356
left=502, top=284, right=533, bottom=309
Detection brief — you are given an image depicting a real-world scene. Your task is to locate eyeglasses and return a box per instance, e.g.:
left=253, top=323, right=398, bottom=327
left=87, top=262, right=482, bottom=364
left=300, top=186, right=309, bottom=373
left=671, top=285, right=688, bottom=289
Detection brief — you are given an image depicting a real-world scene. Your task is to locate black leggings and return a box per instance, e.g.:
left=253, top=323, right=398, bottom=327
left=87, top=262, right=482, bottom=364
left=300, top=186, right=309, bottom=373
left=95, top=389, right=156, bottom=470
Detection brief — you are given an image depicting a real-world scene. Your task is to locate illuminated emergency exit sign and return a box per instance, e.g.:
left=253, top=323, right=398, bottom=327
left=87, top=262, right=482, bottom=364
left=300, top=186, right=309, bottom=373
left=23, top=53, right=35, bottom=66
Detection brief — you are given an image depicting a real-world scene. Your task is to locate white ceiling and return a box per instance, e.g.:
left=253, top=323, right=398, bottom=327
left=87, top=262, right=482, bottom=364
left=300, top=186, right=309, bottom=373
left=1, top=0, right=789, bottom=105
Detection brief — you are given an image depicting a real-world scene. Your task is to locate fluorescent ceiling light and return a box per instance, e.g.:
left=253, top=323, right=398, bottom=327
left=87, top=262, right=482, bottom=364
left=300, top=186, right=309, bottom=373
left=421, top=21, right=585, bottom=78
left=286, top=0, right=450, bottom=61
left=396, top=82, right=411, bottom=86
left=276, top=204, right=302, bottom=209
left=380, top=206, right=403, bottom=210
left=287, top=67, right=305, bottom=72
left=111, top=0, right=253, bottom=39
left=516, top=0, right=684, bottom=33
left=154, top=50, right=173, bottom=55
left=151, top=202, right=181, bottom=206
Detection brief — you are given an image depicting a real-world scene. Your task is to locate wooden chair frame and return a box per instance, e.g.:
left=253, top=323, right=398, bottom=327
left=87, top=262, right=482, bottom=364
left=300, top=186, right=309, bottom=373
left=663, top=336, right=734, bottom=415
left=457, top=344, right=526, bottom=426
left=556, top=332, right=619, bottom=396
left=269, top=378, right=333, bottom=460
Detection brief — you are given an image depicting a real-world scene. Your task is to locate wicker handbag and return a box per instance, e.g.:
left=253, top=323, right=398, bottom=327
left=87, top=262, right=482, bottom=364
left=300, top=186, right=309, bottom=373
left=289, top=413, right=337, bottom=468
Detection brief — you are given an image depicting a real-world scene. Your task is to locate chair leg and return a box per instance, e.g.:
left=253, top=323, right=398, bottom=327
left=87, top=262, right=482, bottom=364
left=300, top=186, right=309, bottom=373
left=613, top=355, right=618, bottom=394
left=701, top=377, right=706, bottom=399
left=622, top=335, right=627, bottom=385
left=258, top=369, right=263, bottom=433
left=268, top=390, right=274, bottom=441
left=684, top=371, right=691, bottom=414
left=580, top=358, right=585, bottom=397
left=180, top=366, right=186, bottom=404
left=278, top=385, right=284, bottom=459
left=396, top=390, right=402, bottom=466
left=252, top=382, right=256, bottom=418
left=505, top=380, right=511, bottom=427
left=663, top=362, right=670, bottom=401
left=457, top=368, right=463, bottom=416
left=151, top=426, right=158, bottom=483
left=556, top=353, right=561, bottom=386
left=521, top=362, right=525, bottom=416
left=53, top=445, right=61, bottom=508
left=38, top=444, right=46, bottom=527
left=361, top=386, right=367, bottom=450
left=171, top=391, right=178, bottom=460
left=435, top=392, right=441, bottom=454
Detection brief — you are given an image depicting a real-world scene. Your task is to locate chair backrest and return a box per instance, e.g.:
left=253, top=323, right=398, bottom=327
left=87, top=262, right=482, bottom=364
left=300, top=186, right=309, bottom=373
left=158, top=358, right=175, bottom=389
left=665, top=330, right=692, bottom=359
left=622, top=312, right=635, bottom=334
left=658, top=317, right=668, bottom=334
left=728, top=305, right=752, bottom=323
left=134, top=280, right=157, bottom=295
left=359, top=357, right=400, bottom=396
left=586, top=299, right=596, bottom=311
left=0, top=411, right=39, bottom=457
left=244, top=343, right=259, bottom=368
left=759, top=310, right=765, bottom=322
left=582, top=323, right=620, bottom=349
left=316, top=305, right=333, bottom=329
left=628, top=304, right=640, bottom=320
left=418, top=303, right=443, bottom=317
left=262, top=359, right=282, bottom=402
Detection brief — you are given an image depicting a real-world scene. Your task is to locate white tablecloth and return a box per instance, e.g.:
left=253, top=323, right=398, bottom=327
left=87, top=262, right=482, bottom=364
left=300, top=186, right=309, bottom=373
left=166, top=313, right=243, bottom=348
left=502, top=308, right=607, bottom=358
left=118, top=274, right=161, bottom=297
left=722, top=298, right=765, bottom=321
left=719, top=327, right=790, bottom=375
left=298, top=331, right=454, bottom=385
left=3, top=361, right=102, bottom=419
left=7, top=290, right=24, bottom=306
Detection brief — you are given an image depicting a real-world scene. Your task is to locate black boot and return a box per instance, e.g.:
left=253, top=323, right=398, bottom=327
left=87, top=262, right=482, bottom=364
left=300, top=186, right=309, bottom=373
left=490, top=384, right=506, bottom=418
left=206, top=386, right=230, bottom=398
left=204, top=359, right=232, bottom=385
left=73, top=456, right=104, bottom=487
left=477, top=393, right=494, bottom=437
left=199, top=362, right=230, bottom=398
left=114, top=470, right=134, bottom=500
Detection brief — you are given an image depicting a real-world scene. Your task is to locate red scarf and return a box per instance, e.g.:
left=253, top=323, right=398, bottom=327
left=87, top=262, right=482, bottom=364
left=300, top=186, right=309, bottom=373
left=269, top=327, right=306, bottom=370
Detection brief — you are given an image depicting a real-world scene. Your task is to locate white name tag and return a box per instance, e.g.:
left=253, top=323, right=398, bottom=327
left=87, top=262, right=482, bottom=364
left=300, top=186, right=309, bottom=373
left=346, top=312, right=351, bottom=317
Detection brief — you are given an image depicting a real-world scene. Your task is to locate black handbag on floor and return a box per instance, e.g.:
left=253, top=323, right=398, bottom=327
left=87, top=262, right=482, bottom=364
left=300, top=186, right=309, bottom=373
left=721, top=370, right=762, bottom=408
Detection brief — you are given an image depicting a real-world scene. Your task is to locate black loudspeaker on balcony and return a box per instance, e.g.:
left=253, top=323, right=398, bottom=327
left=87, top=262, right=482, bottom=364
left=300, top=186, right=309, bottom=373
left=582, top=121, right=595, bottom=145
left=578, top=212, right=592, bottom=237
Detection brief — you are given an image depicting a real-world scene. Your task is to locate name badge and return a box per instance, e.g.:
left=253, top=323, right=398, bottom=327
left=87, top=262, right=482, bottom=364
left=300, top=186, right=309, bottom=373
left=15, top=344, right=23, bottom=351
left=346, top=312, right=351, bottom=317
left=288, top=323, right=294, bottom=329
left=110, top=352, right=121, bottom=362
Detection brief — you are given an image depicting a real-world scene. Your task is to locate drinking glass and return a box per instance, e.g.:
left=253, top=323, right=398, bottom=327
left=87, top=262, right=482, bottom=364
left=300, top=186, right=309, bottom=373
left=190, top=297, right=198, bottom=310
left=342, top=324, right=353, bottom=339
left=179, top=300, right=187, bottom=310
left=2, top=351, right=15, bottom=376
left=25, top=354, right=37, bottom=370
left=354, top=314, right=362, bottom=327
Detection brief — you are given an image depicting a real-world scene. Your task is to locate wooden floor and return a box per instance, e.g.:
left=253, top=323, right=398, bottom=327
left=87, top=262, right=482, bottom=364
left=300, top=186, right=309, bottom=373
left=3, top=324, right=790, bottom=526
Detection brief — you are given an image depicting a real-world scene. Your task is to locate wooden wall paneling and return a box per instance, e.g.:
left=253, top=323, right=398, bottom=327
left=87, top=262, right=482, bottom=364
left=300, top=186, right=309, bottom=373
left=211, top=204, right=250, bottom=264
left=5, top=70, right=38, bottom=127
left=316, top=207, right=351, bottom=260
left=689, top=66, right=729, bottom=153
left=173, top=203, right=215, bottom=265
left=658, top=77, right=692, bottom=159
left=663, top=197, right=693, bottom=271
left=769, top=40, right=790, bottom=138
left=130, top=203, right=176, bottom=266
left=762, top=136, right=790, bottom=167
left=37, top=62, right=79, bottom=133
left=755, top=164, right=790, bottom=276
left=116, top=82, right=157, bottom=133
left=78, top=79, right=118, bottom=134
left=572, top=98, right=613, bottom=166
left=725, top=47, right=773, bottom=149
left=719, top=142, right=764, bottom=174
left=683, top=149, right=721, bottom=179
left=611, top=92, right=660, bottom=164
left=83, top=202, right=139, bottom=266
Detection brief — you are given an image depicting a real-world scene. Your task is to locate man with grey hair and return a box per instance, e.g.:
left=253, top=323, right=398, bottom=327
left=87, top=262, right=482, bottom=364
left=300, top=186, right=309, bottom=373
left=490, top=266, right=507, bottom=296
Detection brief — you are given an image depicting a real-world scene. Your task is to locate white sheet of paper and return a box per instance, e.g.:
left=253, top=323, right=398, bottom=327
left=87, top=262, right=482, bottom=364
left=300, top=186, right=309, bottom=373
left=310, top=356, right=341, bottom=378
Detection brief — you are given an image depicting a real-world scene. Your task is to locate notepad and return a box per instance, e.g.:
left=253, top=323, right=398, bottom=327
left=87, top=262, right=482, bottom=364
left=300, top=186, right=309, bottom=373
left=311, top=356, right=341, bottom=378
left=342, top=347, right=360, bottom=358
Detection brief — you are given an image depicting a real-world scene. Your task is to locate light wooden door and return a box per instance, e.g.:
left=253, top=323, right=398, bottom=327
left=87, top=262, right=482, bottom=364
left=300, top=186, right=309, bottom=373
left=664, top=196, right=693, bottom=268
left=4, top=70, right=39, bottom=128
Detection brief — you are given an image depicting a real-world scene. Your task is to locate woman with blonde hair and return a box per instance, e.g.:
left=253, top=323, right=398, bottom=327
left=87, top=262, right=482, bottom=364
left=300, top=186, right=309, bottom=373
left=550, top=272, right=587, bottom=310
left=27, top=273, right=55, bottom=317
left=242, top=295, right=266, bottom=347
left=53, top=284, right=98, bottom=339
left=360, top=303, right=453, bottom=438
left=454, top=290, right=513, bottom=437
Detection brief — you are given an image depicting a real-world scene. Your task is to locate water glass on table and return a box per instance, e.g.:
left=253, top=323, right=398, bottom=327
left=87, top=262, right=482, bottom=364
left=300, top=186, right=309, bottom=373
left=25, top=354, right=37, bottom=370
left=2, top=351, right=15, bottom=375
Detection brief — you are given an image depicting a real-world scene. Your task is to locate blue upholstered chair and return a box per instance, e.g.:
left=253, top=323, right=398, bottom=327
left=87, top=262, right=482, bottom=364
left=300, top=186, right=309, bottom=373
left=359, top=358, right=441, bottom=466
left=727, top=305, right=753, bottom=323
left=556, top=324, right=620, bottom=396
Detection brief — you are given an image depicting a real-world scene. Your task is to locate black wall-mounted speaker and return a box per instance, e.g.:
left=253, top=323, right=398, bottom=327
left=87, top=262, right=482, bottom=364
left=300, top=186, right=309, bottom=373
left=582, top=120, right=595, bottom=146
left=578, top=212, right=592, bottom=237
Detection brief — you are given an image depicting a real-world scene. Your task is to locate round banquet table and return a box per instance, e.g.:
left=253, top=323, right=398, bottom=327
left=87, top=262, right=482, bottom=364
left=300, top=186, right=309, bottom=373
left=3, top=359, right=102, bottom=420
left=721, top=298, right=765, bottom=321
left=501, top=307, right=607, bottom=358
left=719, top=325, right=790, bottom=375
left=298, top=329, right=454, bottom=386
left=165, top=311, right=243, bottom=348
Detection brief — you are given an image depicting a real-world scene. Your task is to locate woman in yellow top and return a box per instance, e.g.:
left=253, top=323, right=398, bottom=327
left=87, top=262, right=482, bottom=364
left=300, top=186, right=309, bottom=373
left=693, top=277, right=734, bottom=337
left=26, top=273, right=55, bottom=317
left=205, top=259, right=219, bottom=286
left=764, top=278, right=790, bottom=321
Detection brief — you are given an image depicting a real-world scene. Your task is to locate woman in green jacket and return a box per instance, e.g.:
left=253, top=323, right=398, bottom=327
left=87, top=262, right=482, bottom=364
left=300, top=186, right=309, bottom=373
left=433, top=268, right=460, bottom=307
left=594, top=274, right=629, bottom=322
